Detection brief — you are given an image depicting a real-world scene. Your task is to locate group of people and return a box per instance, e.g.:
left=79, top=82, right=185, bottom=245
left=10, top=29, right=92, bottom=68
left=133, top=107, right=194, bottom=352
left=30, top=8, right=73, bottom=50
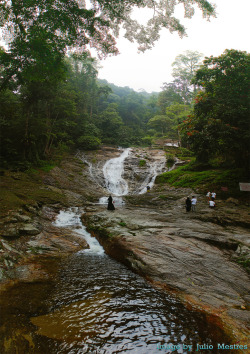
left=185, top=191, right=217, bottom=212
left=206, top=191, right=216, bottom=208
left=108, top=190, right=217, bottom=213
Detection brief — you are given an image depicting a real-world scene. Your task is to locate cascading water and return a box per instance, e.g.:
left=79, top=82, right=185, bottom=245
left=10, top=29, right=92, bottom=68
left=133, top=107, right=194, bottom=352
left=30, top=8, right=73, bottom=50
left=99, top=148, right=131, bottom=206
left=103, top=148, right=131, bottom=196
left=54, top=208, right=104, bottom=255
left=138, top=158, right=166, bottom=194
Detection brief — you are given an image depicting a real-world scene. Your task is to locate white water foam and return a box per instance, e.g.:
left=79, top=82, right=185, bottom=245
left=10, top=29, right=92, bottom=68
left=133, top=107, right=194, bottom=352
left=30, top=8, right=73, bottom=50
left=138, top=158, right=166, bottom=194
left=99, top=196, right=125, bottom=206
left=53, top=208, right=104, bottom=255
left=103, top=148, right=131, bottom=196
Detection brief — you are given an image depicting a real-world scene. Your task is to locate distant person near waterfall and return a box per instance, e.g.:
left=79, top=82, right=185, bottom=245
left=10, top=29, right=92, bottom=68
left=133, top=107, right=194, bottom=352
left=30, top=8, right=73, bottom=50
left=185, top=197, right=191, bottom=212
left=191, top=196, right=197, bottom=212
left=107, top=195, right=115, bottom=211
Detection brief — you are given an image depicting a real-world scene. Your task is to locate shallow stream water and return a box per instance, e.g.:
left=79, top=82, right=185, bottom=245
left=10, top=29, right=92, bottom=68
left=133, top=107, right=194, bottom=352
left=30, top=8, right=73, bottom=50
left=0, top=209, right=231, bottom=353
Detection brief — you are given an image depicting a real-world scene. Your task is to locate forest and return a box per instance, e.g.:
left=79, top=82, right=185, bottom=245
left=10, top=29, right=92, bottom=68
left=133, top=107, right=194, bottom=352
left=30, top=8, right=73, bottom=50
left=0, top=0, right=249, bottom=173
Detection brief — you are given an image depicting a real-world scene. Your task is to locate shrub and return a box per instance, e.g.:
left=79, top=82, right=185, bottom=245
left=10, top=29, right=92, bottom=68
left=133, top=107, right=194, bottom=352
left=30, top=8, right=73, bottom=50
left=139, top=159, right=146, bottom=167
left=77, top=136, right=101, bottom=150
left=141, top=136, right=153, bottom=146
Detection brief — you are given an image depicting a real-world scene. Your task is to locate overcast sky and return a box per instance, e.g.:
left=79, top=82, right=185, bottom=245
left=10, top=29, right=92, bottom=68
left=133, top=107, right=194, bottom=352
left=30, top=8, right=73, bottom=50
left=97, top=0, right=250, bottom=93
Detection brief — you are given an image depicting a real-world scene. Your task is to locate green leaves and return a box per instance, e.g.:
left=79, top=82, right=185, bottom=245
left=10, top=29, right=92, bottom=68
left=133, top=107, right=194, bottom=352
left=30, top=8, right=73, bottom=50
left=183, top=50, right=250, bottom=169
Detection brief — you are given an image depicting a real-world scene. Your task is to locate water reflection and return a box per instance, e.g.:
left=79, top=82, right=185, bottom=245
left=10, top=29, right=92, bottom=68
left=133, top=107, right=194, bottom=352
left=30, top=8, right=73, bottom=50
left=26, top=253, right=228, bottom=353
left=0, top=209, right=231, bottom=353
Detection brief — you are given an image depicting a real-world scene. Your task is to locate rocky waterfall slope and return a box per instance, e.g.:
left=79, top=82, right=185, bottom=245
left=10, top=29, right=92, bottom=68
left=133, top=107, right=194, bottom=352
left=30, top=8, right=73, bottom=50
left=0, top=146, right=249, bottom=344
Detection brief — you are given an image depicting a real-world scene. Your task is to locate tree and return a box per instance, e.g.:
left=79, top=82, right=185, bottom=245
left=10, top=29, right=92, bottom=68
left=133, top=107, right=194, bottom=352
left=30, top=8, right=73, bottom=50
left=170, top=50, right=203, bottom=103
left=94, top=103, right=124, bottom=143
left=166, top=102, right=191, bottom=141
left=181, top=49, right=250, bottom=169
left=0, top=1, right=215, bottom=89
left=147, top=115, right=172, bottom=136
left=158, top=83, right=183, bottom=114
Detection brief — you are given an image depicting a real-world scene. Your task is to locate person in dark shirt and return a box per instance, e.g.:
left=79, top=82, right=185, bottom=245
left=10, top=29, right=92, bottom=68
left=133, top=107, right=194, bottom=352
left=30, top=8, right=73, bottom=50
left=185, top=197, right=191, bottom=212
left=107, top=195, right=115, bottom=210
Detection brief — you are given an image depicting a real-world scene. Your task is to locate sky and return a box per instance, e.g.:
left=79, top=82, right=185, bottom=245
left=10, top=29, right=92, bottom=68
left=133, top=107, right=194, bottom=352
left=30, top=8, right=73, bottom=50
left=97, top=0, right=250, bottom=93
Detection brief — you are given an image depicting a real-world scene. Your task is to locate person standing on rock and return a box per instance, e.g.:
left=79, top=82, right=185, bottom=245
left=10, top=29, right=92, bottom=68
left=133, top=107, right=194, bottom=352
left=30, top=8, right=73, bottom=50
left=191, top=196, right=197, bottom=212
left=211, top=191, right=216, bottom=199
left=185, top=197, right=191, bottom=212
left=206, top=191, right=211, bottom=201
left=107, top=195, right=115, bottom=211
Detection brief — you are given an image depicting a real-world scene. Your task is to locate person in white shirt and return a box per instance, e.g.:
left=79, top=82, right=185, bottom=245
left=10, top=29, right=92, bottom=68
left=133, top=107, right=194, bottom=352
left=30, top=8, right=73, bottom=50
left=191, top=196, right=197, bottom=212
left=206, top=191, right=211, bottom=201
left=209, top=199, right=215, bottom=208
left=211, top=192, right=216, bottom=199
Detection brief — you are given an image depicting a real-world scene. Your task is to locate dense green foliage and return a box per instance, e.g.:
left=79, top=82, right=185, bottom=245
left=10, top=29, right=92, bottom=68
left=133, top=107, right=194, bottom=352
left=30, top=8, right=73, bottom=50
left=156, top=156, right=246, bottom=197
left=0, top=0, right=248, bottom=177
left=0, top=0, right=218, bottom=170
left=180, top=50, right=250, bottom=171
left=0, top=53, right=161, bottom=168
left=1, top=48, right=249, bottom=176
left=149, top=51, right=201, bottom=139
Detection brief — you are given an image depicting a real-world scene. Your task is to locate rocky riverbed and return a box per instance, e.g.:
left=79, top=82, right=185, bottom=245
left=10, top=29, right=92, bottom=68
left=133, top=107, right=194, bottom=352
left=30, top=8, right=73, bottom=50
left=0, top=146, right=249, bottom=345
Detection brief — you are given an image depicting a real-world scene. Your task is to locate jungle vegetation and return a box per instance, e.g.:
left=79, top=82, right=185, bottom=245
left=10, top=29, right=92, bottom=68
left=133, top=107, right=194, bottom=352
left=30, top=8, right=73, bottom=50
left=0, top=1, right=249, bottom=175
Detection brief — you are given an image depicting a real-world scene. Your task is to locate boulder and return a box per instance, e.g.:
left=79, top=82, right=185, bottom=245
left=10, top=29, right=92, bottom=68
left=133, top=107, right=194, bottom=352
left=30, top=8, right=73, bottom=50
left=19, top=224, right=41, bottom=236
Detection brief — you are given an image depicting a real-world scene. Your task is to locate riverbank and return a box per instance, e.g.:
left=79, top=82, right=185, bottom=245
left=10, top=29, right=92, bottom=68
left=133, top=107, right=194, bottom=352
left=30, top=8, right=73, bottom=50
left=0, top=146, right=249, bottom=345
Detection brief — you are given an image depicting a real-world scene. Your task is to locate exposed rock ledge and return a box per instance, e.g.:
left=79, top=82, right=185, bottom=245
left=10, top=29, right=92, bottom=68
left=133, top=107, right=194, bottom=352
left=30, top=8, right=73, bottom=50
left=82, top=189, right=250, bottom=344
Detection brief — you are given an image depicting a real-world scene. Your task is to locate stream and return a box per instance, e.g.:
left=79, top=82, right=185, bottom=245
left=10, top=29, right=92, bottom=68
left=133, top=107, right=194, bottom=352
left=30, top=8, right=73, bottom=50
left=0, top=148, right=231, bottom=353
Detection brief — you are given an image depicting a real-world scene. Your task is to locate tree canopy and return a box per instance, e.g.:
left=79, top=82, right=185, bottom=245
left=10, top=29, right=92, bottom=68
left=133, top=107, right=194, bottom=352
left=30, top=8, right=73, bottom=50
left=181, top=49, right=250, bottom=170
left=0, top=0, right=215, bottom=89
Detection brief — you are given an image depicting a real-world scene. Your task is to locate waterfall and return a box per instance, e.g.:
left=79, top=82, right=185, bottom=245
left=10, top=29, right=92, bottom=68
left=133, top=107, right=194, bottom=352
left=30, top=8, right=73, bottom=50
left=77, top=147, right=167, bottom=204
left=53, top=208, right=104, bottom=255
left=138, top=158, right=166, bottom=194
left=103, top=148, right=131, bottom=196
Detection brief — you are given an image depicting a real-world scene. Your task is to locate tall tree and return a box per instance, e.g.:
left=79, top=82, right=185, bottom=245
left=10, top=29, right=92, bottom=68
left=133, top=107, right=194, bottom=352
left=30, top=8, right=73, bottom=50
left=171, top=50, right=203, bottom=103
left=181, top=49, right=250, bottom=169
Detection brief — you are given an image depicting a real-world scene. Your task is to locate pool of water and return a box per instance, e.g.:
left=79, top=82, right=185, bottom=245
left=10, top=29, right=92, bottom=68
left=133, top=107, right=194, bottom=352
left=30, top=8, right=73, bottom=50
left=0, top=250, right=231, bottom=354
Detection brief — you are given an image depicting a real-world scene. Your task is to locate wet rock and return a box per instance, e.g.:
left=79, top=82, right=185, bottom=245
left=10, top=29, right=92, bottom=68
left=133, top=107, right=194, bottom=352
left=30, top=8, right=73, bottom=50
left=19, top=224, right=41, bottom=236
left=226, top=197, right=240, bottom=205
left=63, top=190, right=84, bottom=204
left=0, top=225, right=20, bottom=237
left=14, top=214, right=32, bottom=223
left=0, top=268, right=5, bottom=281
left=6, top=263, right=51, bottom=282
left=27, top=239, right=57, bottom=254
left=1, top=240, right=21, bottom=254
left=0, top=215, right=18, bottom=224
